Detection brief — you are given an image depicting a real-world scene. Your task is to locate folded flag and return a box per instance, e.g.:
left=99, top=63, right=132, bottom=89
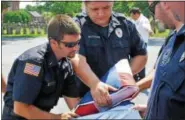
left=74, top=59, right=139, bottom=116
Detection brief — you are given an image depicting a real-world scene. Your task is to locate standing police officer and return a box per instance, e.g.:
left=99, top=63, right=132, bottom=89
left=74, top=1, right=147, bottom=105
left=2, top=14, right=104, bottom=120
left=134, top=1, right=185, bottom=120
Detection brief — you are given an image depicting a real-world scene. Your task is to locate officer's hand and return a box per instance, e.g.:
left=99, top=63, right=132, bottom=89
left=132, top=104, right=147, bottom=118
left=90, top=81, right=118, bottom=107
left=60, top=112, right=78, bottom=120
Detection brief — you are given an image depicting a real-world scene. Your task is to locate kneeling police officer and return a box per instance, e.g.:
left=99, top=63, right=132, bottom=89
left=3, top=14, right=84, bottom=119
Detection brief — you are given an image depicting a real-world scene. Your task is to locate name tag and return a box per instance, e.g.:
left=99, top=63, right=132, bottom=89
left=88, top=35, right=100, bottom=39
left=179, top=51, right=185, bottom=62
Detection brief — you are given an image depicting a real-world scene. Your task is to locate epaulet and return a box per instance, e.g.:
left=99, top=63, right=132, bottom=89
left=73, top=12, right=87, bottom=28
left=113, top=12, right=126, bottom=20
left=18, top=44, right=47, bottom=64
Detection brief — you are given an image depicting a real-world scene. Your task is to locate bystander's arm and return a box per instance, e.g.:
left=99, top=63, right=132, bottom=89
left=136, top=69, right=154, bottom=92
left=2, top=75, right=7, bottom=93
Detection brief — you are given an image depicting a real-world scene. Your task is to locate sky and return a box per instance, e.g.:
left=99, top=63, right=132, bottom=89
left=19, top=2, right=36, bottom=9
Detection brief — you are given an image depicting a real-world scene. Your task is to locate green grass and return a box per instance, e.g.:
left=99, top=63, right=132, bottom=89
left=2, top=34, right=46, bottom=38
left=2, top=28, right=170, bottom=39
left=151, top=29, right=170, bottom=38
left=2, top=28, right=47, bottom=38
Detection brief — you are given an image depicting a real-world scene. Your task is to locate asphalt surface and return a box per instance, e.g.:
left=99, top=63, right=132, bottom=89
left=1, top=37, right=165, bottom=114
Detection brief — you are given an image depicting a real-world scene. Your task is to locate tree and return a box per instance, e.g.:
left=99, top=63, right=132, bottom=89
left=44, top=1, right=82, bottom=17
left=3, top=11, right=14, bottom=23
left=25, top=5, right=37, bottom=11
left=42, top=12, right=53, bottom=23
left=3, top=10, right=31, bottom=23
left=113, top=1, right=150, bottom=17
left=19, top=10, right=31, bottom=23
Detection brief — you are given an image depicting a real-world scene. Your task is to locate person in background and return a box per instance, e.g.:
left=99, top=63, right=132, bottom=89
left=134, top=1, right=185, bottom=119
left=130, top=7, right=153, bottom=81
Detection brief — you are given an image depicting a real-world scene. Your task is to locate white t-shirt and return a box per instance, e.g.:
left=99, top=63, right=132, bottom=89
left=133, top=14, right=152, bottom=43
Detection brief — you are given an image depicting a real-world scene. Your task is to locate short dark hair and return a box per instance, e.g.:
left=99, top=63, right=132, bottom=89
left=130, top=7, right=141, bottom=14
left=47, top=14, right=81, bottom=42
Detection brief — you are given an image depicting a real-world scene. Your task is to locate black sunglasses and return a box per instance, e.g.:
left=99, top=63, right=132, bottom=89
left=60, top=40, right=80, bottom=48
left=149, top=1, right=160, bottom=15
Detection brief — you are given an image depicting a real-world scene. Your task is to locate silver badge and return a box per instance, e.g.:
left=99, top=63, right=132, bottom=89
left=115, top=28, right=123, bottom=38
left=179, top=51, right=185, bottom=62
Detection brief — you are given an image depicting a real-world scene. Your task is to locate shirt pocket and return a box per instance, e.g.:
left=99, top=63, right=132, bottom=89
left=162, top=61, right=185, bottom=93
left=42, top=73, right=56, bottom=94
left=86, top=38, right=103, bottom=64
left=111, top=38, right=130, bottom=62
left=161, top=61, right=185, bottom=119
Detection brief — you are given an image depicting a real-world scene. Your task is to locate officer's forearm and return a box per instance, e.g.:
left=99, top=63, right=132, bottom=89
left=64, top=96, right=80, bottom=110
left=14, top=101, right=61, bottom=119
left=70, top=54, right=100, bottom=88
left=136, top=69, right=154, bottom=92
left=130, top=55, right=148, bottom=75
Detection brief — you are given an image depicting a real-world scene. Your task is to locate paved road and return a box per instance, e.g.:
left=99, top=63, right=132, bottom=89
left=1, top=37, right=165, bottom=114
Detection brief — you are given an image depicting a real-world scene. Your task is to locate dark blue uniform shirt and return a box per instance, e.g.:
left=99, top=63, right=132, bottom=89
left=3, top=43, right=79, bottom=119
left=74, top=12, right=147, bottom=97
left=146, top=25, right=185, bottom=119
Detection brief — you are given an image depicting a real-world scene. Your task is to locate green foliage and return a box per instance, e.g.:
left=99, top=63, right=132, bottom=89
left=113, top=1, right=130, bottom=15
left=25, top=5, right=37, bottom=11
left=42, top=12, right=54, bottom=23
left=3, top=10, right=31, bottom=23
left=3, top=11, right=14, bottom=23
left=113, top=1, right=150, bottom=17
left=48, top=1, right=82, bottom=17
left=19, top=10, right=32, bottom=23
left=25, top=1, right=82, bottom=17
left=152, top=29, right=170, bottom=38
left=23, top=1, right=151, bottom=17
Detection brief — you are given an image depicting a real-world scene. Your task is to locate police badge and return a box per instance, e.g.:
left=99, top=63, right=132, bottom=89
left=115, top=28, right=123, bottom=38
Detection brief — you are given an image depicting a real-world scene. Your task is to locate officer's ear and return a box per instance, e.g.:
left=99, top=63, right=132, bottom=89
left=160, top=2, right=170, bottom=11
left=50, top=39, right=58, bottom=48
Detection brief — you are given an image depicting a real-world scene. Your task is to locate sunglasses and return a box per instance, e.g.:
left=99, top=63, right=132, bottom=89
left=60, top=40, right=80, bottom=48
left=149, top=1, right=160, bottom=15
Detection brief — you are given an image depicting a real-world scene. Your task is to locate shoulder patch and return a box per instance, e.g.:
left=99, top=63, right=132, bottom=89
left=24, top=63, right=41, bottom=77
left=113, top=12, right=126, bottom=19
left=74, top=13, right=87, bottom=28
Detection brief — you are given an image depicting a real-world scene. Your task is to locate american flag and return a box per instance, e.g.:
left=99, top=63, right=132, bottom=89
left=24, top=63, right=41, bottom=77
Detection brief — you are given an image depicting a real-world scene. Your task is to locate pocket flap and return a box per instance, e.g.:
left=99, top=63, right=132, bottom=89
left=162, top=63, right=185, bottom=92
left=112, top=38, right=128, bottom=48
left=86, top=38, right=103, bottom=47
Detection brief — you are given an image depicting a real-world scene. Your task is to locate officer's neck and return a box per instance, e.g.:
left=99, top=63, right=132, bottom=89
left=175, top=22, right=184, bottom=33
left=51, top=45, right=66, bottom=61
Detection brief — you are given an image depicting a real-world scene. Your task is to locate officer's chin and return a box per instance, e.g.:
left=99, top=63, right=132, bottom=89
left=68, top=53, right=75, bottom=58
